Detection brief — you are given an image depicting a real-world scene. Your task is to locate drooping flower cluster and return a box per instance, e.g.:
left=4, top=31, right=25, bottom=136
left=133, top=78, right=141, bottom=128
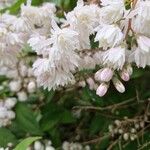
left=0, top=98, right=16, bottom=127
left=0, top=0, right=150, bottom=97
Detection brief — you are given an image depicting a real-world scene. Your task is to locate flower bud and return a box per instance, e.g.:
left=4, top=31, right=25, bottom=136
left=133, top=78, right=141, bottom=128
left=86, top=78, right=95, bottom=90
left=123, top=133, right=129, bottom=141
left=108, top=125, right=114, bottom=132
left=134, top=123, right=140, bottom=129
left=34, top=141, right=43, bottom=150
left=27, top=81, right=36, bottom=93
left=96, top=83, right=108, bottom=97
left=17, top=91, right=28, bottom=102
left=114, top=120, right=121, bottom=126
left=120, top=71, right=130, bottom=81
left=9, top=80, right=22, bottom=92
left=130, top=134, right=137, bottom=141
left=130, top=128, right=136, bottom=133
left=19, top=65, right=28, bottom=77
left=113, top=78, right=125, bottom=93
left=94, top=69, right=103, bottom=81
left=28, top=68, right=34, bottom=77
left=0, top=108, right=7, bottom=118
left=7, top=111, right=15, bottom=119
left=118, top=129, right=123, bottom=134
left=5, top=98, right=17, bottom=109
left=45, top=146, right=55, bottom=150
left=78, top=81, right=86, bottom=88
left=100, top=68, right=113, bottom=82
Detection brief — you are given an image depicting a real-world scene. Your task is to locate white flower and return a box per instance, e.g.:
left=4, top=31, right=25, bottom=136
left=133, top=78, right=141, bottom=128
left=32, top=20, right=80, bottom=90
left=129, top=36, right=150, bottom=68
left=137, top=36, right=150, bottom=53
left=66, top=0, right=99, bottom=49
left=21, top=2, right=56, bottom=29
left=28, top=34, right=51, bottom=56
left=100, top=0, right=125, bottom=24
left=102, top=46, right=126, bottom=70
left=129, top=48, right=150, bottom=68
left=132, top=0, right=150, bottom=36
left=95, top=24, right=124, bottom=49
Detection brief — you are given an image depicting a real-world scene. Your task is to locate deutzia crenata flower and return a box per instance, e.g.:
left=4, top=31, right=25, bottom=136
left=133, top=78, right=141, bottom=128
left=0, top=0, right=14, bottom=9
left=66, top=0, right=99, bottom=49
left=0, top=14, right=23, bottom=66
left=95, top=24, right=124, bottom=49
left=129, top=36, right=150, bottom=68
left=20, top=0, right=56, bottom=33
left=102, top=46, right=126, bottom=70
left=100, top=0, right=125, bottom=24
left=132, top=0, right=150, bottom=37
left=32, top=20, right=81, bottom=90
left=28, top=34, right=51, bottom=56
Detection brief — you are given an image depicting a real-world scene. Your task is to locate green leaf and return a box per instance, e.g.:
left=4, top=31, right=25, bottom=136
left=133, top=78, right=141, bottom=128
left=0, top=128, right=17, bottom=147
left=60, top=110, right=76, bottom=124
left=15, top=103, right=42, bottom=135
left=40, top=103, right=62, bottom=131
left=14, top=137, right=41, bottom=150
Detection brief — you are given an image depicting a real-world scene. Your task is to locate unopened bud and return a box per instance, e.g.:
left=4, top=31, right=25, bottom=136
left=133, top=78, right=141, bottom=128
left=114, top=120, right=121, bottom=126
left=140, top=121, right=145, bottom=128
left=45, top=146, right=55, bottom=150
left=78, top=81, right=86, bottom=88
left=27, top=81, right=36, bottom=93
left=9, top=80, right=22, bottom=92
left=96, top=83, right=108, bottom=97
left=130, top=128, right=136, bottom=133
left=120, top=71, right=130, bottom=81
left=5, top=98, right=17, bottom=109
left=19, top=65, right=28, bottom=77
left=7, top=111, right=15, bottom=119
left=118, top=129, right=123, bottom=134
left=134, top=123, right=140, bottom=129
left=86, top=78, right=95, bottom=90
left=17, top=91, right=28, bottom=102
left=34, top=141, right=43, bottom=150
left=123, top=133, right=129, bottom=141
left=94, top=69, right=103, bottom=81
left=113, top=78, right=125, bottom=93
left=108, top=125, right=114, bottom=132
left=100, top=68, right=113, bottom=82
left=130, top=134, right=137, bottom=141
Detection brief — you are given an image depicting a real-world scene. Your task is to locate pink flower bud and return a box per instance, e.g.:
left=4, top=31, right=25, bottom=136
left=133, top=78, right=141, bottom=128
left=78, top=81, right=86, bottom=88
left=100, top=68, right=113, bottom=82
left=96, top=83, right=108, bottom=97
left=113, top=78, right=125, bottom=93
left=120, top=71, right=130, bottom=81
left=86, top=77, right=95, bottom=90
left=94, top=69, right=103, bottom=81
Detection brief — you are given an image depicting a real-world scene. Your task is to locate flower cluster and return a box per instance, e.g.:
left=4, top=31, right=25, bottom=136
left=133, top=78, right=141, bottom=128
left=62, top=141, right=90, bottom=150
left=0, top=0, right=150, bottom=97
left=0, top=97, right=16, bottom=127
left=28, top=140, right=55, bottom=150
left=0, top=0, right=14, bottom=9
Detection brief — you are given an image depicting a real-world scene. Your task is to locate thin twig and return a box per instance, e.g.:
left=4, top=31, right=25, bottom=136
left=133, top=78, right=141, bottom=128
left=73, top=97, right=136, bottom=111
